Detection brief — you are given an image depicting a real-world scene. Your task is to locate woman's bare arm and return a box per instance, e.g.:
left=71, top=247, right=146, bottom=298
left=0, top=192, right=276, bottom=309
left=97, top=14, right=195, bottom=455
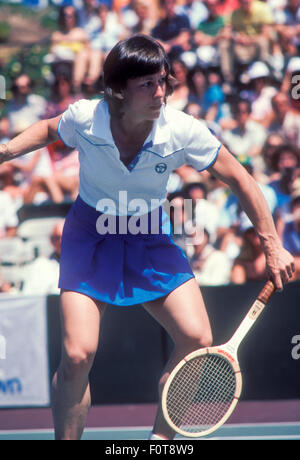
left=0, top=115, right=61, bottom=163
left=209, top=145, right=295, bottom=290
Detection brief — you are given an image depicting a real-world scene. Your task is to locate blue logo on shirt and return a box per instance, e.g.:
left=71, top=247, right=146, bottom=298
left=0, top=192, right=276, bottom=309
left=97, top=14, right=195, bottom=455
left=155, top=163, right=167, bottom=174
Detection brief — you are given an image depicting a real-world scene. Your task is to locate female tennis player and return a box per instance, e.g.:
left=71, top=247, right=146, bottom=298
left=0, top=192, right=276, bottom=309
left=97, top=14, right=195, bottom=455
left=0, top=35, right=294, bottom=440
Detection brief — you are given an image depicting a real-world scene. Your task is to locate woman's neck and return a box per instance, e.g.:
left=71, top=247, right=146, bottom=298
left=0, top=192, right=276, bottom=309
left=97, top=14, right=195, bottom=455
left=111, top=114, right=153, bottom=141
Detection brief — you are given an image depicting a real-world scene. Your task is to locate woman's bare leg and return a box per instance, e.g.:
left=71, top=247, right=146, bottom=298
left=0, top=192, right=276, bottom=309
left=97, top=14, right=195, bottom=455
left=51, top=290, right=106, bottom=440
left=86, top=49, right=103, bottom=85
left=143, top=278, right=212, bottom=440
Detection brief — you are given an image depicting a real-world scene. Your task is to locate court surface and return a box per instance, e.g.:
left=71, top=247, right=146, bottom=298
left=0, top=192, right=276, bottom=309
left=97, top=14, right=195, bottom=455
left=0, top=400, right=299, bottom=440
left=0, top=422, right=299, bottom=440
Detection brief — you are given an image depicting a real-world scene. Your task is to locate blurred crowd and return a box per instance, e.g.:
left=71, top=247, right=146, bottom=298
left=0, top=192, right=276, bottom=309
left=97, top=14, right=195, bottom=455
left=0, top=0, right=300, bottom=295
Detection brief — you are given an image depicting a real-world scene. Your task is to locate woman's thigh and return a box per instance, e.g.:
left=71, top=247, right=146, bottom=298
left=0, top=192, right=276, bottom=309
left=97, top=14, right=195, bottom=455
left=143, top=278, right=212, bottom=352
left=59, top=290, right=106, bottom=363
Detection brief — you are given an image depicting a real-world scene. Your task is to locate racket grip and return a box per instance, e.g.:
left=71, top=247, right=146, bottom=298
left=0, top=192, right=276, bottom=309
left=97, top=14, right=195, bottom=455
left=258, top=280, right=276, bottom=304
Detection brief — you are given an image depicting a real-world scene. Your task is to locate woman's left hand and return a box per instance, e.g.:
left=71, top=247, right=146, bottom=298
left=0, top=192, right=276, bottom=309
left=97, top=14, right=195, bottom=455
left=264, top=245, right=295, bottom=291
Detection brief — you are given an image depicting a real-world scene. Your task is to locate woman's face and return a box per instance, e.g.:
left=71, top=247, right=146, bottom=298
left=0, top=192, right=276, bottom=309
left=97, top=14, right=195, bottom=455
left=172, top=61, right=187, bottom=85
left=121, top=68, right=167, bottom=121
left=63, top=6, right=77, bottom=29
left=278, top=151, right=298, bottom=172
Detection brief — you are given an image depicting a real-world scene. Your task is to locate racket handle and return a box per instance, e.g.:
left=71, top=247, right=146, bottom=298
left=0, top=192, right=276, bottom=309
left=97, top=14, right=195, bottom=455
left=257, top=280, right=276, bottom=304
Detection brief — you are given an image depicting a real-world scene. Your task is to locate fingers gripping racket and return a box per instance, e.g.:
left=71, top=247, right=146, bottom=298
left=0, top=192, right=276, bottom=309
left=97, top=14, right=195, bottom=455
left=162, top=280, right=276, bottom=438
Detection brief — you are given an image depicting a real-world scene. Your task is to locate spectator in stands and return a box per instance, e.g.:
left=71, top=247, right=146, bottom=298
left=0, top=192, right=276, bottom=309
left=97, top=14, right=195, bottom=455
left=7, top=74, right=46, bottom=135
left=187, top=65, right=207, bottom=106
left=221, top=98, right=267, bottom=166
left=151, top=0, right=192, bottom=59
left=267, top=91, right=291, bottom=133
left=241, top=61, right=278, bottom=128
left=127, top=0, right=159, bottom=35
left=1, top=117, right=72, bottom=205
left=202, top=68, right=225, bottom=122
left=89, top=4, right=127, bottom=59
left=44, top=72, right=81, bottom=120
left=114, top=0, right=132, bottom=14
left=184, top=100, right=202, bottom=119
left=183, top=181, right=220, bottom=243
left=275, top=0, right=300, bottom=60
left=3, top=147, right=53, bottom=206
left=216, top=0, right=240, bottom=18
left=45, top=142, right=79, bottom=203
left=49, top=5, right=90, bottom=91
left=51, top=6, right=89, bottom=59
left=75, top=0, right=103, bottom=90
left=78, top=0, right=101, bottom=39
left=268, top=143, right=300, bottom=211
left=219, top=0, right=274, bottom=83
left=21, top=220, right=64, bottom=296
left=231, top=223, right=268, bottom=284
left=179, top=0, right=209, bottom=31
left=167, top=59, right=189, bottom=110
left=261, top=132, right=285, bottom=180
left=40, top=73, right=80, bottom=204
left=189, top=227, right=231, bottom=285
left=167, top=190, right=193, bottom=255
left=187, top=66, right=225, bottom=122
left=0, top=190, right=18, bottom=238
left=193, top=0, right=226, bottom=68
left=13, top=139, right=79, bottom=205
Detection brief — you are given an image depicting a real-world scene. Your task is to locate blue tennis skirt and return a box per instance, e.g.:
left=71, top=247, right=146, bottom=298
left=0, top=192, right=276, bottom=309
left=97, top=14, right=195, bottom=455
left=59, top=195, right=194, bottom=306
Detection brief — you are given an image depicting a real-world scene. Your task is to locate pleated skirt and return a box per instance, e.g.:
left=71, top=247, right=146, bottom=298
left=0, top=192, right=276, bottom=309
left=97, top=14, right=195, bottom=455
left=59, top=195, right=194, bottom=306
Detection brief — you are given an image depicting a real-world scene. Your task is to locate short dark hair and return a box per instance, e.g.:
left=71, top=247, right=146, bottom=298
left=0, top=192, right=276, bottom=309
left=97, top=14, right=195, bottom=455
left=58, top=5, right=78, bottom=31
left=182, top=182, right=207, bottom=200
left=269, top=143, right=300, bottom=172
left=232, top=97, right=251, bottom=115
left=291, top=195, right=300, bottom=211
left=103, top=34, right=175, bottom=117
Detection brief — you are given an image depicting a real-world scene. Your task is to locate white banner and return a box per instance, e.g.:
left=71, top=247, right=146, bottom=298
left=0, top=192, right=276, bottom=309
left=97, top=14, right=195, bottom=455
left=0, top=295, right=50, bottom=407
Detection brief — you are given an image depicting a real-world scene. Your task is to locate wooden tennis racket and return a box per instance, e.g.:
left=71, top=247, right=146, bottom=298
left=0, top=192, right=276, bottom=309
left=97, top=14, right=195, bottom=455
left=162, top=280, right=276, bottom=438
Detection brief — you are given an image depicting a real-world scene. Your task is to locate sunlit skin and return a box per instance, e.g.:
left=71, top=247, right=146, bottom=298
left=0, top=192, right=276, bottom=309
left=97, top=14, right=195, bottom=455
left=110, top=69, right=167, bottom=165
left=120, top=69, right=167, bottom=126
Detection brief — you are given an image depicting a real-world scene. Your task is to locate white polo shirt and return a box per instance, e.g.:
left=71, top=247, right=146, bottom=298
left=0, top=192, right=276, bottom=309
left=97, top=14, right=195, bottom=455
left=58, top=99, right=221, bottom=216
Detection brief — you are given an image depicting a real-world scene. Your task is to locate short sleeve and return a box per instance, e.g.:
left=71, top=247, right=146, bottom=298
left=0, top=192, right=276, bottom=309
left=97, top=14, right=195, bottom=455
left=184, top=118, right=221, bottom=172
left=57, top=103, right=77, bottom=148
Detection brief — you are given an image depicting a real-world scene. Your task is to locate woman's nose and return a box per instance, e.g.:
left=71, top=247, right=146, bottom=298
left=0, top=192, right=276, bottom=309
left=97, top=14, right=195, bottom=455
left=154, top=82, right=164, bottom=98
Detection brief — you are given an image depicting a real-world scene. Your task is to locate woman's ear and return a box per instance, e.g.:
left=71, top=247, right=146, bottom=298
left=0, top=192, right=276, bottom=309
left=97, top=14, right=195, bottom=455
left=106, top=87, right=124, bottom=100
left=114, top=91, right=125, bottom=100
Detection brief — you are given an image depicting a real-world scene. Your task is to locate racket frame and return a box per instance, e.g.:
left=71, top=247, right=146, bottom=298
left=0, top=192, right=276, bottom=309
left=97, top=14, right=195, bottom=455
left=162, top=346, right=242, bottom=437
left=162, top=281, right=275, bottom=438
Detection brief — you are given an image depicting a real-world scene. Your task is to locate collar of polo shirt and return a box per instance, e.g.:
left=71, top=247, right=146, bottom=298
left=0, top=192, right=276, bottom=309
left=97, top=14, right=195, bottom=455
left=88, top=100, right=171, bottom=148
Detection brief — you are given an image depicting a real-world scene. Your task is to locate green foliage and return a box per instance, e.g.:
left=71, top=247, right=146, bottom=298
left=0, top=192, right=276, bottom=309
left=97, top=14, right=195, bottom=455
left=0, top=21, right=11, bottom=43
left=0, top=4, right=59, bottom=107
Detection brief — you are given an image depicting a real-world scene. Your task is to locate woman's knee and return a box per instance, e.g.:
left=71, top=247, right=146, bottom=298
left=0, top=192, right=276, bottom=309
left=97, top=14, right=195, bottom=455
left=59, top=345, right=96, bottom=382
left=176, top=327, right=213, bottom=353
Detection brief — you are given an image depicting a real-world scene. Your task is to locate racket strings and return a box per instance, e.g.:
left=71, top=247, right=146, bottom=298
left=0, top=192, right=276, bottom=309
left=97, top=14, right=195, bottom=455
left=166, top=354, right=237, bottom=434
